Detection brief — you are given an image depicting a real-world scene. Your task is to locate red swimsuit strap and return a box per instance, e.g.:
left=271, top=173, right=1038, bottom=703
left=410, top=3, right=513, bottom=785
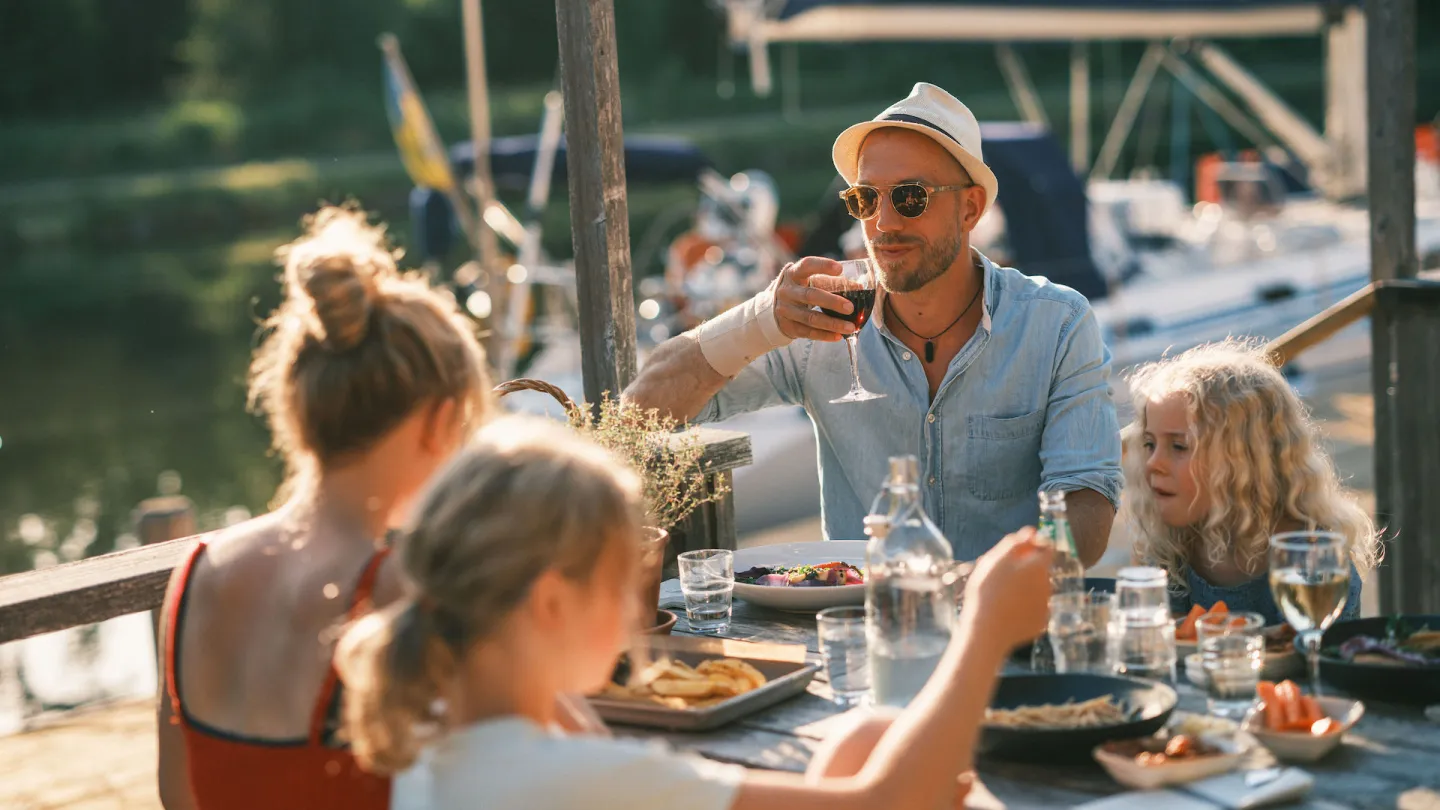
left=307, top=547, right=393, bottom=744
left=164, top=540, right=210, bottom=723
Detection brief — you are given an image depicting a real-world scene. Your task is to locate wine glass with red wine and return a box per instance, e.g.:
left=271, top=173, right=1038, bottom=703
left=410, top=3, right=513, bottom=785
left=811, top=259, right=885, bottom=404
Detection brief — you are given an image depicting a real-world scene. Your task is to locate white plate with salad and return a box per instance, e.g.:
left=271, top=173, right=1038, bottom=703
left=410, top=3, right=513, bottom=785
left=731, top=541, right=868, bottom=612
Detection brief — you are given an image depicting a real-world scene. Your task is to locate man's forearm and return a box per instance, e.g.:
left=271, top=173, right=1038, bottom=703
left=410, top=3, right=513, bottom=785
left=1065, top=488, right=1115, bottom=569
left=622, top=333, right=729, bottom=422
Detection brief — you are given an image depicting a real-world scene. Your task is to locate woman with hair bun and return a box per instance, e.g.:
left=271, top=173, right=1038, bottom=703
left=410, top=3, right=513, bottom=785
left=155, top=205, right=494, bottom=810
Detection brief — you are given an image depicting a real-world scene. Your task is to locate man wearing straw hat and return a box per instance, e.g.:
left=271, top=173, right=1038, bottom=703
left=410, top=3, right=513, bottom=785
left=627, top=83, right=1121, bottom=564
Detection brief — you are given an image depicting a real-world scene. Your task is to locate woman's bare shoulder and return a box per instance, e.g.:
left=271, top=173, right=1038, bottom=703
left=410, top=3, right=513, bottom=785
left=182, top=511, right=291, bottom=602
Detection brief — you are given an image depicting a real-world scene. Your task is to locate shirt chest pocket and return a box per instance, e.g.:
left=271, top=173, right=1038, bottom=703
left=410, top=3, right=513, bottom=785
left=964, top=409, right=1046, bottom=501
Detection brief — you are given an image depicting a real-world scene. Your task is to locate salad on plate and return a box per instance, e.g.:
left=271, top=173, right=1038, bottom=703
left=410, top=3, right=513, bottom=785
left=735, top=562, right=864, bottom=588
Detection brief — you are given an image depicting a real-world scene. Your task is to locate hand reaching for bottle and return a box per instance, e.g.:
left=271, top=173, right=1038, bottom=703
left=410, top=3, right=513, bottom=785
left=963, top=528, right=1054, bottom=650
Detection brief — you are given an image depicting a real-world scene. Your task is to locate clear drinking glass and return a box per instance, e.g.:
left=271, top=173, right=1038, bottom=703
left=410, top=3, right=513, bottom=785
left=677, top=549, right=734, bottom=634
left=810, top=258, right=885, bottom=404
left=1109, top=566, right=1177, bottom=682
left=817, top=606, right=870, bottom=707
left=1198, top=611, right=1265, bottom=718
left=1269, top=531, right=1350, bottom=695
left=1049, top=592, right=1113, bottom=674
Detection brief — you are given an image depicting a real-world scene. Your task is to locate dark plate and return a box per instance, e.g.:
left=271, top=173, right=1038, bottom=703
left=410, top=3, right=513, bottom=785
left=979, top=673, right=1177, bottom=763
left=1318, top=614, right=1440, bottom=705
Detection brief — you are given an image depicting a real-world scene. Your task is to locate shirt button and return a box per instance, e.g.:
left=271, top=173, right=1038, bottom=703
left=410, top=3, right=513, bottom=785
left=926, top=413, right=936, bottom=423
left=902, top=351, right=912, bottom=361
left=928, top=476, right=937, bottom=486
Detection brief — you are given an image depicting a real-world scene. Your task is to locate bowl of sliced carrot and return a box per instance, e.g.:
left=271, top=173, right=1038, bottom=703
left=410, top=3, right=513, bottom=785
left=1176, top=603, right=1304, bottom=680
left=1175, top=602, right=1230, bottom=655
left=1242, top=679, right=1364, bottom=762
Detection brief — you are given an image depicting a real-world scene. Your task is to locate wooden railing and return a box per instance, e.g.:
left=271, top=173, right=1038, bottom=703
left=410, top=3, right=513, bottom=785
left=0, top=428, right=751, bottom=645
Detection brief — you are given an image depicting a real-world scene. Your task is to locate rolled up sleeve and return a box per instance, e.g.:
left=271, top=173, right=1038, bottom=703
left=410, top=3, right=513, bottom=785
left=1039, top=305, right=1123, bottom=507
left=694, top=341, right=809, bottom=424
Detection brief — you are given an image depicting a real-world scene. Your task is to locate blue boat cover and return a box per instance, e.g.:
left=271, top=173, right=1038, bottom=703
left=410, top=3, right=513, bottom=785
left=980, top=123, right=1108, bottom=301
left=449, top=135, right=712, bottom=192
left=777, top=0, right=1357, bottom=17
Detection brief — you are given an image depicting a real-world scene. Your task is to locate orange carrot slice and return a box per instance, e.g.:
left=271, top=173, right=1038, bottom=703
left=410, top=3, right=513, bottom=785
left=1257, top=682, right=1282, bottom=730
left=1300, top=695, right=1325, bottom=729
left=1275, top=681, right=1305, bottom=730
left=1178, top=604, right=1206, bottom=640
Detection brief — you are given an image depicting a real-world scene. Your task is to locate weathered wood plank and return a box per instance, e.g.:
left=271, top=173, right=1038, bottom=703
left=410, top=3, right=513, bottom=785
left=618, top=724, right=819, bottom=773
left=0, top=537, right=197, bottom=644
left=1365, top=0, right=1417, bottom=285
left=554, top=0, right=638, bottom=403
left=684, top=429, right=753, bottom=474
left=1373, top=280, right=1440, bottom=614
left=1266, top=283, right=1376, bottom=366
left=667, top=472, right=742, bottom=575
left=670, top=594, right=822, bottom=653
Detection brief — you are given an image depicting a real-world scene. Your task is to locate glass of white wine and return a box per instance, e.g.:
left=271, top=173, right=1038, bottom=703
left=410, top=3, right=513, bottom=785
left=1268, top=531, right=1351, bottom=695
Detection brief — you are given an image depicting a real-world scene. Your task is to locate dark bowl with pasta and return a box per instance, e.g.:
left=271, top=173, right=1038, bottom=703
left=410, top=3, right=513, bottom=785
left=979, top=673, right=1177, bottom=763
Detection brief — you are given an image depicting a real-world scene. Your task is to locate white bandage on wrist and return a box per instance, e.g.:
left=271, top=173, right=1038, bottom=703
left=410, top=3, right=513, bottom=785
left=694, top=283, right=793, bottom=378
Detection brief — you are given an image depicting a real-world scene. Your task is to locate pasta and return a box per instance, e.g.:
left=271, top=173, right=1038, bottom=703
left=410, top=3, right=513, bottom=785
left=984, top=695, right=1128, bottom=729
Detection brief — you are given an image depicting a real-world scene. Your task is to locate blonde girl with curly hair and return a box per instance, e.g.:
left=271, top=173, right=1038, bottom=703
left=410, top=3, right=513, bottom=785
left=336, top=416, right=1057, bottom=810
left=1120, top=340, right=1381, bottom=625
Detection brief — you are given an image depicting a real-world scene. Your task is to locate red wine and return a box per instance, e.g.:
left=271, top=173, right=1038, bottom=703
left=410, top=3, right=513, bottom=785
left=821, top=289, right=876, bottom=329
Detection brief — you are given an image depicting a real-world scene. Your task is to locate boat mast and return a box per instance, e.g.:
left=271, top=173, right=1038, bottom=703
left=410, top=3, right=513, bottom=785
left=462, top=0, right=509, bottom=374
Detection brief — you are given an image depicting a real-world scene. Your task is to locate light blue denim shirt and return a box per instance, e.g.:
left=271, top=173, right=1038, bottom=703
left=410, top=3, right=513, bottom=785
left=696, top=250, right=1123, bottom=561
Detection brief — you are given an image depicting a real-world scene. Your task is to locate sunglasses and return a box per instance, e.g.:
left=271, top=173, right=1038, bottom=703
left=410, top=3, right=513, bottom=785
left=840, top=183, right=970, bottom=220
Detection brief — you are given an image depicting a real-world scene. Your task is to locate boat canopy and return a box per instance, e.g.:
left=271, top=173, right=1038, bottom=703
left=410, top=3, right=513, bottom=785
left=735, top=1, right=1359, bottom=43
left=449, top=134, right=713, bottom=192
left=981, top=123, right=1107, bottom=300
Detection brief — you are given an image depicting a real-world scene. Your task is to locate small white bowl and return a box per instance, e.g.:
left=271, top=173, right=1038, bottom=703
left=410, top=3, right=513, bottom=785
left=1243, top=696, right=1365, bottom=763
left=1093, top=732, right=1250, bottom=790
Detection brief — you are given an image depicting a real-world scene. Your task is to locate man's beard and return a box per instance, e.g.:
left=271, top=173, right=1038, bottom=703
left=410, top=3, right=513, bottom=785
left=869, top=228, right=966, bottom=294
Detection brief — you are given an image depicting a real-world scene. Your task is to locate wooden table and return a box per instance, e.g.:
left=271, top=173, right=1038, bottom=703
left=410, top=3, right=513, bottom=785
left=634, top=586, right=1440, bottom=809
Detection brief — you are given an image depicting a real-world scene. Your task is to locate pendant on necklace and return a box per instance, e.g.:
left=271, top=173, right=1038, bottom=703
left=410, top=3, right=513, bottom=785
left=924, top=341, right=935, bottom=363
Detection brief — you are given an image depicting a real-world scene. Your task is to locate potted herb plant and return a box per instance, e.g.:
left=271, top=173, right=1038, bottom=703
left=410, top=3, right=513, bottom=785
left=495, top=380, right=730, bottom=631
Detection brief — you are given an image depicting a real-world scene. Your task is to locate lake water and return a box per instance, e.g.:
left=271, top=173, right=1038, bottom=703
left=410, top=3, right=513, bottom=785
left=0, top=234, right=288, bottom=735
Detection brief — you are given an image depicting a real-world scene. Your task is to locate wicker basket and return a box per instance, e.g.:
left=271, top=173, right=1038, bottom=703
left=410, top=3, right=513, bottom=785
left=493, top=378, right=580, bottom=420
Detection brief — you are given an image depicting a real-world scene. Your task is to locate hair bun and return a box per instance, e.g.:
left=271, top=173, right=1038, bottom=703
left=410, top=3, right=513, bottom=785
left=278, top=206, right=397, bottom=351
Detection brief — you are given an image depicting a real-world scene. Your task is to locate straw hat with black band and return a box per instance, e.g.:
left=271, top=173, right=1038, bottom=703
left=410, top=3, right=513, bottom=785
left=832, top=82, right=999, bottom=222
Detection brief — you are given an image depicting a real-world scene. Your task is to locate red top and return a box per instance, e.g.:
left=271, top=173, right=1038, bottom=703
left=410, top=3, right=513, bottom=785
left=166, top=541, right=392, bottom=810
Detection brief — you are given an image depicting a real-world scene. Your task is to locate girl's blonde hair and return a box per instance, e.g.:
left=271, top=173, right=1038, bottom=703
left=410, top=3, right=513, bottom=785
left=247, top=205, right=493, bottom=495
left=335, top=417, right=646, bottom=774
left=1120, top=339, right=1380, bottom=591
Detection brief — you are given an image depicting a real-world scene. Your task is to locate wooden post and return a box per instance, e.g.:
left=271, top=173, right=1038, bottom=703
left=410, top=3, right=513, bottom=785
left=1371, top=281, right=1440, bottom=613
left=1070, top=41, right=1090, bottom=174
left=554, top=0, right=639, bottom=403
left=462, top=0, right=509, bottom=378
left=662, top=430, right=753, bottom=579
left=1365, top=0, right=1417, bottom=284
left=1365, top=0, right=1421, bottom=613
left=134, top=496, right=195, bottom=648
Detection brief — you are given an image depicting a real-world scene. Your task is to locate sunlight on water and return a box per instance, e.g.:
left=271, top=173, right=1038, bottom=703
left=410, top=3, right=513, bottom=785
left=0, top=613, right=157, bottom=738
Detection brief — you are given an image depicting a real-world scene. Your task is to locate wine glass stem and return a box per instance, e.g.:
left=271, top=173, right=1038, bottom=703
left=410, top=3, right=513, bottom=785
left=1304, top=632, right=1322, bottom=696
left=844, top=335, right=864, bottom=393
